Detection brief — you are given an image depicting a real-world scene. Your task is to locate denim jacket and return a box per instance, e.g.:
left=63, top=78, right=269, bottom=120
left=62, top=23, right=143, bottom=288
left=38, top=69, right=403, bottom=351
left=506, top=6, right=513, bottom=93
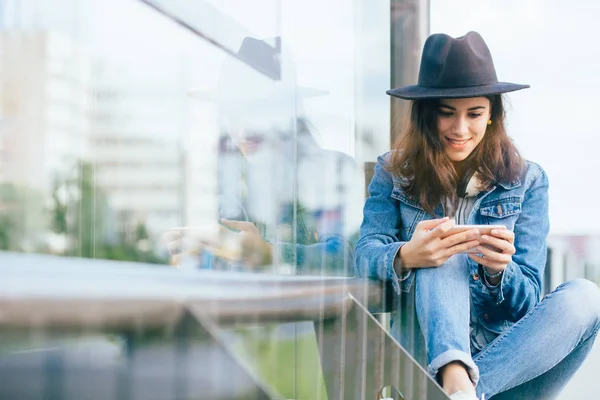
left=355, top=151, right=549, bottom=339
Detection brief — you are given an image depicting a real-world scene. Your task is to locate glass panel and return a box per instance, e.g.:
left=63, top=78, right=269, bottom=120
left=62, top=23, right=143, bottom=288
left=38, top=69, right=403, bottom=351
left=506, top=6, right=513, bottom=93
left=220, top=322, right=328, bottom=399
left=0, top=0, right=409, bottom=277
left=0, top=0, right=433, bottom=399
left=141, top=0, right=280, bottom=79
left=0, top=0, right=293, bottom=267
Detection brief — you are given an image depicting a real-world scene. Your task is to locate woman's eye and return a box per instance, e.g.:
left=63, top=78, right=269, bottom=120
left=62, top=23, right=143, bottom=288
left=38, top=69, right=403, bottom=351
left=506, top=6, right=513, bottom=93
left=438, top=110, right=453, bottom=117
left=469, top=113, right=483, bottom=118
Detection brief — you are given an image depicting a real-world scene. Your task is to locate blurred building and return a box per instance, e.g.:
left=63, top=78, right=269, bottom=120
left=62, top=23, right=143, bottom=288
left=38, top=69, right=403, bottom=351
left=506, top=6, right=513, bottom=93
left=89, top=57, right=221, bottom=240
left=89, top=134, right=183, bottom=236
left=0, top=31, right=93, bottom=190
left=89, top=59, right=188, bottom=237
left=547, top=234, right=600, bottom=289
left=0, top=0, right=428, bottom=261
left=184, top=102, right=220, bottom=235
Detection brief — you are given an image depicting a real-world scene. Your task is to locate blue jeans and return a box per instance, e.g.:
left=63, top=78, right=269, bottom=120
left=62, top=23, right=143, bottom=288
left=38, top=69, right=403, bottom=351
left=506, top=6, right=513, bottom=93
left=414, top=254, right=600, bottom=399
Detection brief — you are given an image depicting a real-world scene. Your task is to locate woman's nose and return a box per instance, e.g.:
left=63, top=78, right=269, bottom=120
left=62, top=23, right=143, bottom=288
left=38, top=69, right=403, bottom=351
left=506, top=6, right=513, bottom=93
left=452, top=117, right=469, bottom=135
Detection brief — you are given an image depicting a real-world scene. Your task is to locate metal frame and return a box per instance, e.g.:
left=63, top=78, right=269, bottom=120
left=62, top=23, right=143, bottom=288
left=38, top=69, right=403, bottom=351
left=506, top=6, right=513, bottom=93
left=0, top=254, right=449, bottom=399
left=138, top=0, right=281, bottom=80
left=315, top=295, right=448, bottom=400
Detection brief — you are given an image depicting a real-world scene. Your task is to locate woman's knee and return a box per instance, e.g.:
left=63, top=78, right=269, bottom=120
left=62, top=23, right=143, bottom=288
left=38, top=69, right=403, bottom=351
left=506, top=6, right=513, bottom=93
left=555, top=278, right=600, bottom=331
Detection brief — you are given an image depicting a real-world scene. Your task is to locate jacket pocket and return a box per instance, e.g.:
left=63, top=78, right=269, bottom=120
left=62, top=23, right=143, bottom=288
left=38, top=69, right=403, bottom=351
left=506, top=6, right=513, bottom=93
left=479, top=197, right=522, bottom=227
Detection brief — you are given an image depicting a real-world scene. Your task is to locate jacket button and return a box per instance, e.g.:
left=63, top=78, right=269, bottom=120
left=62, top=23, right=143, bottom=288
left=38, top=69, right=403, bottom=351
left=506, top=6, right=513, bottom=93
left=473, top=273, right=479, bottom=281
left=483, top=314, right=490, bottom=322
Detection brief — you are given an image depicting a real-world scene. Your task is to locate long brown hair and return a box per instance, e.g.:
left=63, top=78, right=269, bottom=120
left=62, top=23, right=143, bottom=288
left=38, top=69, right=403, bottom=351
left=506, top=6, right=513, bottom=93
left=387, top=95, right=524, bottom=215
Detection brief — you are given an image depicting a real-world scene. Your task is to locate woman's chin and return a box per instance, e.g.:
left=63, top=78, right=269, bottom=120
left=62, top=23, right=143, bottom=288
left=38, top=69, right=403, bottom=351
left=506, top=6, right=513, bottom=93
left=445, top=148, right=475, bottom=162
left=446, top=153, right=469, bottom=162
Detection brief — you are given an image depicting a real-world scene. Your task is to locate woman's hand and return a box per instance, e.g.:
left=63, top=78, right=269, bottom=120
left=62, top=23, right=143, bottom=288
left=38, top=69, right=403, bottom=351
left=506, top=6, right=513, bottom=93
left=162, top=219, right=273, bottom=268
left=468, top=228, right=515, bottom=278
left=220, top=219, right=273, bottom=268
left=398, top=217, right=481, bottom=269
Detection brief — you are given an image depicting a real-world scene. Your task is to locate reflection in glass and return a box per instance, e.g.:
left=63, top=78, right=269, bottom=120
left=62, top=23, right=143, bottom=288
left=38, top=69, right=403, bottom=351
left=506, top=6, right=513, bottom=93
left=0, top=0, right=394, bottom=277
left=190, top=36, right=357, bottom=276
left=0, top=1, right=436, bottom=399
left=141, top=0, right=280, bottom=79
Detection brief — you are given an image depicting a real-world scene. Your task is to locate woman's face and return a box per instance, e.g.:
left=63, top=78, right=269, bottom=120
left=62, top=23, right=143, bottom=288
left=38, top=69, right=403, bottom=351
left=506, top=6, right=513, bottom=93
left=436, top=97, right=491, bottom=162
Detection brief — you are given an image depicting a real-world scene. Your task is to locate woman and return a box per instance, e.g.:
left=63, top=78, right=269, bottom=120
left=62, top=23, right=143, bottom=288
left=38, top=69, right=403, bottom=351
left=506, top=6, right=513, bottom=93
left=355, top=31, right=600, bottom=400
left=166, top=36, right=357, bottom=275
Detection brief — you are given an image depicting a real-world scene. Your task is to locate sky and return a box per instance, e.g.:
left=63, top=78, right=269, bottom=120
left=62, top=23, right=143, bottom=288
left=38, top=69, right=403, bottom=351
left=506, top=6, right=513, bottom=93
left=3, top=0, right=598, bottom=235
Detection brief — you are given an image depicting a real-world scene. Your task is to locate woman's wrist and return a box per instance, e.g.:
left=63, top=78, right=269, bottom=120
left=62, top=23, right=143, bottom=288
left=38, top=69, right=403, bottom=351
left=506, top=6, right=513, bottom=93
left=396, top=243, right=417, bottom=272
left=482, top=266, right=503, bottom=286
left=482, top=266, right=504, bottom=277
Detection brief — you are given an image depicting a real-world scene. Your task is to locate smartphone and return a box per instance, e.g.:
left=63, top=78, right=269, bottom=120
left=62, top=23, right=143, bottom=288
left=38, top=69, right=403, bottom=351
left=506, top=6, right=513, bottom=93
left=218, top=218, right=241, bottom=233
left=440, top=224, right=507, bottom=253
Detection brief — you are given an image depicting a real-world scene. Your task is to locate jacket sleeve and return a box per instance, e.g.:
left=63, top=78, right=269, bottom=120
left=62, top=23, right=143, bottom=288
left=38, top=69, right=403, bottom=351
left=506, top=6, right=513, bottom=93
left=276, top=235, right=354, bottom=275
left=482, top=168, right=549, bottom=321
left=354, top=154, right=413, bottom=295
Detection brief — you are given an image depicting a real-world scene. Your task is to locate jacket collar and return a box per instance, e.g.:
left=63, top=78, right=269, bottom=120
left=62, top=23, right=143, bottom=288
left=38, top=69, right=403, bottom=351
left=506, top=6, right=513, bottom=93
left=497, top=178, right=521, bottom=190
left=464, top=173, right=483, bottom=197
left=464, top=173, right=522, bottom=197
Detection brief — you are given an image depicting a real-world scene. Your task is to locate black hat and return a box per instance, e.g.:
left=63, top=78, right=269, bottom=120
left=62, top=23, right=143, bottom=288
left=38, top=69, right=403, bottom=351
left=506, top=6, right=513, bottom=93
left=387, top=31, right=529, bottom=100
left=188, top=37, right=327, bottom=105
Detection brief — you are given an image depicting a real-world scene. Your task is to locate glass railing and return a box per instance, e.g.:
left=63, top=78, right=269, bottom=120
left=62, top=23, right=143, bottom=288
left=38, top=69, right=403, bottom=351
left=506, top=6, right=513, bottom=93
left=0, top=252, right=450, bottom=399
left=0, top=0, right=434, bottom=399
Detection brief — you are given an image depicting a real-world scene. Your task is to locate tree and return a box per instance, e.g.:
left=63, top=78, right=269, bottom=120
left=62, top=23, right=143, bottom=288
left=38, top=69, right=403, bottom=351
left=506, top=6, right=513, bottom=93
left=49, top=160, right=168, bottom=264
left=0, top=183, right=46, bottom=251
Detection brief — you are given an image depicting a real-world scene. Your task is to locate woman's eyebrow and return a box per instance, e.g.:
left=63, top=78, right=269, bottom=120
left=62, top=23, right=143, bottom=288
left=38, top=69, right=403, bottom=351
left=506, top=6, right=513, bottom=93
left=438, top=104, right=487, bottom=111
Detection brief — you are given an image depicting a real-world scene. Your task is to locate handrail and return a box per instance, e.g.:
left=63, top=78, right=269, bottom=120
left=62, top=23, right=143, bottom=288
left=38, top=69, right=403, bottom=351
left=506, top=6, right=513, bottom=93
left=0, top=252, right=389, bottom=328
left=0, top=251, right=448, bottom=399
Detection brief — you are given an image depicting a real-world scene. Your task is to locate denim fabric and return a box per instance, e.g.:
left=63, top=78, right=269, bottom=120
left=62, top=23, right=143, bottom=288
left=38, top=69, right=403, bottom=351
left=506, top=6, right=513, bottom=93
left=276, top=234, right=354, bottom=275
left=416, top=254, right=480, bottom=383
left=354, top=151, right=600, bottom=398
left=355, top=152, right=548, bottom=312
left=476, top=278, right=600, bottom=398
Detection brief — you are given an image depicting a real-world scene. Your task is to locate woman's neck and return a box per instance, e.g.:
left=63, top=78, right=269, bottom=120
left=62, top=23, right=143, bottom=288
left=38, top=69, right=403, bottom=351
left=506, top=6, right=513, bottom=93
left=453, top=161, right=467, bottom=181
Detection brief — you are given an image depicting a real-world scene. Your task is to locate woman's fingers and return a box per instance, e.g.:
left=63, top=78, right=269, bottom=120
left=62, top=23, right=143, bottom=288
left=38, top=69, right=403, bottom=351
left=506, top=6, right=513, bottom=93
left=445, top=239, right=481, bottom=257
left=220, top=219, right=260, bottom=234
left=441, top=228, right=481, bottom=247
left=468, top=253, right=506, bottom=271
left=414, top=217, right=450, bottom=233
left=489, top=228, right=515, bottom=244
left=480, top=234, right=515, bottom=255
left=476, top=243, right=511, bottom=261
left=426, top=218, right=456, bottom=239
left=162, top=228, right=219, bottom=258
left=468, top=241, right=512, bottom=272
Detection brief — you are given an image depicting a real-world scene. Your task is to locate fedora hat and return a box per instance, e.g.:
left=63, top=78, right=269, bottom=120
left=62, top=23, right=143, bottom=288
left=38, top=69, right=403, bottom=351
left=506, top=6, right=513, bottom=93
left=188, top=37, right=328, bottom=106
left=387, top=31, right=529, bottom=100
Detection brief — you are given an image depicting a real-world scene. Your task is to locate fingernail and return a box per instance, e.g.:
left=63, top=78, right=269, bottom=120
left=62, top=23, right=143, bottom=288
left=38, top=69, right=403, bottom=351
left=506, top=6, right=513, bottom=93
left=481, top=235, right=489, bottom=240
left=476, top=246, right=483, bottom=251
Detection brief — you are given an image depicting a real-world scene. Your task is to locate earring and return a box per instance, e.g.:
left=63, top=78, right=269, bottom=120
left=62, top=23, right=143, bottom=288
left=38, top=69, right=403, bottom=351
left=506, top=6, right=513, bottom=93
left=487, top=120, right=492, bottom=125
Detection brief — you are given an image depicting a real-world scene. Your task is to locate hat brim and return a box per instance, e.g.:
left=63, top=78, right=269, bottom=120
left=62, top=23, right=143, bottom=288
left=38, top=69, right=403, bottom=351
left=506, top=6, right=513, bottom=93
left=386, top=82, right=530, bottom=100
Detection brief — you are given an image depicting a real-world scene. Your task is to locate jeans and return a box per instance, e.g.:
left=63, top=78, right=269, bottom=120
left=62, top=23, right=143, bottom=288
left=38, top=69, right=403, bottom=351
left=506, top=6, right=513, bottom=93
left=413, top=254, right=600, bottom=399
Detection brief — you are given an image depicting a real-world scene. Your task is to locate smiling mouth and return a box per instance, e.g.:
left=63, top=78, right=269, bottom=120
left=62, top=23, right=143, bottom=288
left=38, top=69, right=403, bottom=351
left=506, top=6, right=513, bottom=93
left=445, top=137, right=470, bottom=148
